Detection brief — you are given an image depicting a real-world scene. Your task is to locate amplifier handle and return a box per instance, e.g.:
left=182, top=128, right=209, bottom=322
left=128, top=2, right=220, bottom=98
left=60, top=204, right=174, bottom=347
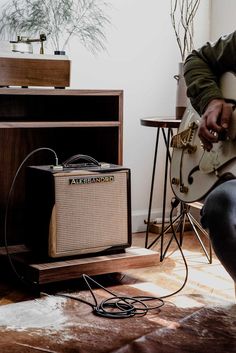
left=62, top=154, right=101, bottom=168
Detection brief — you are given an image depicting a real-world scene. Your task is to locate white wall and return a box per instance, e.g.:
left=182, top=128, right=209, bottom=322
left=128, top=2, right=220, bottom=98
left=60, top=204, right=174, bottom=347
left=210, top=0, right=236, bottom=40
left=70, top=1, right=211, bottom=232
left=0, top=0, right=211, bottom=232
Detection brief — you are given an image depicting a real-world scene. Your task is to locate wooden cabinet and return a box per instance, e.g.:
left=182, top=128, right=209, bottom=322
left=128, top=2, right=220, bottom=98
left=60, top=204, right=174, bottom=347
left=0, top=88, right=123, bottom=245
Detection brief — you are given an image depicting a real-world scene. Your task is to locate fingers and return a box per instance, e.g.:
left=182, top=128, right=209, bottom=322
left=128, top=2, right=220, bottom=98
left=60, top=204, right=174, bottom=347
left=198, top=118, right=215, bottom=151
left=198, top=99, right=234, bottom=151
left=220, top=102, right=233, bottom=129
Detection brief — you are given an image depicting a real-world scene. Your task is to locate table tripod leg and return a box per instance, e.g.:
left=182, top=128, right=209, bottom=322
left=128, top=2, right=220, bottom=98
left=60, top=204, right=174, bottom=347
left=148, top=211, right=182, bottom=249
left=161, top=213, right=184, bottom=258
left=160, top=128, right=171, bottom=261
left=145, top=128, right=160, bottom=248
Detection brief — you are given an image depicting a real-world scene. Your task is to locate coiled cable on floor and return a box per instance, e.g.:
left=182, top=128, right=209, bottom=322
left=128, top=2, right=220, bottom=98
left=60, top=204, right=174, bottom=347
left=55, top=274, right=165, bottom=319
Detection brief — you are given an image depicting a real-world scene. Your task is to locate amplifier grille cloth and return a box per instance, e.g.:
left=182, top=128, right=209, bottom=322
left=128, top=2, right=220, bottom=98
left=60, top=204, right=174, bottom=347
left=52, top=171, right=128, bottom=254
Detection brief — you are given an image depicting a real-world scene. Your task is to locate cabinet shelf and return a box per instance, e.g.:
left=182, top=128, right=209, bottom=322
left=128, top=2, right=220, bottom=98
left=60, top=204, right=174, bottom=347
left=0, top=121, right=121, bottom=128
left=0, top=88, right=123, bottom=96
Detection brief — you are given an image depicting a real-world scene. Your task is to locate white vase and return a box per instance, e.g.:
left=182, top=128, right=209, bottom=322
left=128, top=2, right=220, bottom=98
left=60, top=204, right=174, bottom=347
left=174, top=62, right=187, bottom=119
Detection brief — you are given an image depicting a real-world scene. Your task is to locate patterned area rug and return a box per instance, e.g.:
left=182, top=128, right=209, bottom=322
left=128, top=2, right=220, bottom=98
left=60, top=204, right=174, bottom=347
left=113, top=304, right=236, bottom=353
left=0, top=282, right=235, bottom=353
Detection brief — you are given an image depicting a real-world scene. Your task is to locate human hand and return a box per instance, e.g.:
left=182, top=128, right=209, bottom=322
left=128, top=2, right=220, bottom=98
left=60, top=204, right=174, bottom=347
left=198, top=99, right=234, bottom=151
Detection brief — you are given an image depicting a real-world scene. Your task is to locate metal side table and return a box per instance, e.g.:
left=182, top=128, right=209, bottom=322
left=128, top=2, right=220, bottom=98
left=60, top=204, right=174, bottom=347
left=141, top=117, right=181, bottom=260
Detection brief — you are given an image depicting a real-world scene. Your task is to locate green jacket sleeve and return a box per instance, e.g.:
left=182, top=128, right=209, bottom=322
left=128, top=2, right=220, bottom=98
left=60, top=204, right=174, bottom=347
left=184, top=31, right=236, bottom=115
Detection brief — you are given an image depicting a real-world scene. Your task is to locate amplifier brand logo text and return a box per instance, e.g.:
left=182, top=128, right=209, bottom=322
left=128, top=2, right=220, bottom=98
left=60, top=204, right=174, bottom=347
left=69, top=176, right=114, bottom=185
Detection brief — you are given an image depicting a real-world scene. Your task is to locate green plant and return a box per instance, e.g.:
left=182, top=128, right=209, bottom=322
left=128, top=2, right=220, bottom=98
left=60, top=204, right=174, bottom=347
left=0, top=0, right=111, bottom=53
left=170, top=0, right=200, bottom=61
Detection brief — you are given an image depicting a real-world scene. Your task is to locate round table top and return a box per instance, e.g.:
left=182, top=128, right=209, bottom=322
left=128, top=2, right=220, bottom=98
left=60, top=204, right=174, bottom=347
left=140, top=117, right=181, bottom=128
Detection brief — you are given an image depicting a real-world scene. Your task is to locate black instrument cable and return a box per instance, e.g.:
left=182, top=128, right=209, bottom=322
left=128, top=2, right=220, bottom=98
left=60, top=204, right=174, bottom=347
left=43, top=197, right=188, bottom=319
left=53, top=274, right=165, bottom=319
left=4, top=149, right=189, bottom=319
left=4, top=147, right=59, bottom=290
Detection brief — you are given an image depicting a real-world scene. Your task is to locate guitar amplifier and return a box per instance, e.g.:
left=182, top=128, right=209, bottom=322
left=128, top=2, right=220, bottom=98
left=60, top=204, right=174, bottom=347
left=25, top=159, right=131, bottom=258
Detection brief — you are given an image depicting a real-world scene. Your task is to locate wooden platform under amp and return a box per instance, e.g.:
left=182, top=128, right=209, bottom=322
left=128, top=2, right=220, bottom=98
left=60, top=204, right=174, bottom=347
left=0, top=246, right=159, bottom=286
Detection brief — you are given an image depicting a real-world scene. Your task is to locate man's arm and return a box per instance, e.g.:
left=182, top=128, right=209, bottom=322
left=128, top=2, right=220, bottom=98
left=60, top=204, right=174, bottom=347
left=184, top=31, right=236, bottom=150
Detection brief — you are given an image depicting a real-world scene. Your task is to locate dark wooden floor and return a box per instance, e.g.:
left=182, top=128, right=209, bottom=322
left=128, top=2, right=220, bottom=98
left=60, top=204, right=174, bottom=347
left=129, top=231, right=235, bottom=304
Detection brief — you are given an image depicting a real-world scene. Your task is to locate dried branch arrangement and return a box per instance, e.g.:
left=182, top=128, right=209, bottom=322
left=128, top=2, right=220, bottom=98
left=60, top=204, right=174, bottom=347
left=170, top=0, right=200, bottom=61
left=0, top=0, right=111, bottom=54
